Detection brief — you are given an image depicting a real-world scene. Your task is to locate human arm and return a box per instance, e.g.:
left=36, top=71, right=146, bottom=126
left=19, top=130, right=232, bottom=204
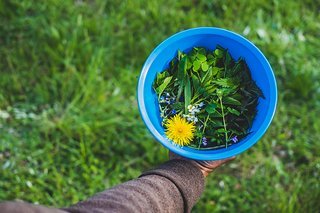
left=64, top=154, right=234, bottom=213
left=0, top=157, right=233, bottom=213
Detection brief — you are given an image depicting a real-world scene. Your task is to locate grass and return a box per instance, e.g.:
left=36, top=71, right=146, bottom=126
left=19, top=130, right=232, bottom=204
left=0, top=0, right=319, bottom=212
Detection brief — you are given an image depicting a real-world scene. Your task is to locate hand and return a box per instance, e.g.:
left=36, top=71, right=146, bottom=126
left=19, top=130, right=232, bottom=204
left=169, top=152, right=235, bottom=177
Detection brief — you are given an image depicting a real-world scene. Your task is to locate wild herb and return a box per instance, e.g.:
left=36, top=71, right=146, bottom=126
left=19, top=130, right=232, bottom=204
left=153, top=46, right=264, bottom=149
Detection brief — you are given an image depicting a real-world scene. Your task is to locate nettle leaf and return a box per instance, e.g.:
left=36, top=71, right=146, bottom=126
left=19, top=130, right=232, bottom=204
left=155, top=76, right=173, bottom=96
left=212, top=78, right=233, bottom=87
left=193, top=60, right=201, bottom=71
left=201, top=62, right=209, bottom=71
left=216, top=88, right=234, bottom=98
left=205, top=103, right=217, bottom=114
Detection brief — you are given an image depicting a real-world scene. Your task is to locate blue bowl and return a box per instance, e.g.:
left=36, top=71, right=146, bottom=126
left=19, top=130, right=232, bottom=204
left=137, top=27, right=277, bottom=160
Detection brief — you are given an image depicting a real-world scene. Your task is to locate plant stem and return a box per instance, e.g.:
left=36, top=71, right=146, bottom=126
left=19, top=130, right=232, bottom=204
left=198, top=114, right=210, bottom=149
left=219, top=97, right=228, bottom=148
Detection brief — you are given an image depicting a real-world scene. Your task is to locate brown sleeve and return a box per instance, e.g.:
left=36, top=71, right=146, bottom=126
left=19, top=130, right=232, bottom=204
left=0, top=160, right=205, bottom=213
left=64, top=159, right=204, bottom=213
left=0, top=201, right=67, bottom=213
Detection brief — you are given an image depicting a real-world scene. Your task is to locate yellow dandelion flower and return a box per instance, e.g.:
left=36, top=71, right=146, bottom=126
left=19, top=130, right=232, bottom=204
left=165, top=115, right=195, bottom=146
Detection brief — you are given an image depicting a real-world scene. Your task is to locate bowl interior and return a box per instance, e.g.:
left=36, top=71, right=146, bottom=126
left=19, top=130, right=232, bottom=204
left=138, top=28, right=277, bottom=160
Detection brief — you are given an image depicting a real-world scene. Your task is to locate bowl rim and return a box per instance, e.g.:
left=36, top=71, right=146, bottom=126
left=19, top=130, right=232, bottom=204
left=137, top=27, right=277, bottom=160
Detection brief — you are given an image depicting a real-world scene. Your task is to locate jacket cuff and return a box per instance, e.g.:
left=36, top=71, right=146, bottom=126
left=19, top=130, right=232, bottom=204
left=140, top=159, right=205, bottom=212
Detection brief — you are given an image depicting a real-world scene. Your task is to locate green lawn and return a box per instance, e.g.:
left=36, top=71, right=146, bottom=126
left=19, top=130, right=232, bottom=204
left=0, top=0, right=319, bottom=212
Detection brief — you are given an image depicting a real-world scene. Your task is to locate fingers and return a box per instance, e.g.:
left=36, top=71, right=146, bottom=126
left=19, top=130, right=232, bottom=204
left=168, top=151, right=236, bottom=177
left=196, top=156, right=236, bottom=177
left=215, top=156, right=236, bottom=166
left=196, top=156, right=236, bottom=170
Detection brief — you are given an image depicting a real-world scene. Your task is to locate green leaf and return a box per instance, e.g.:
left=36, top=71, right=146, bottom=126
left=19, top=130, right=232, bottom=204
left=205, top=103, right=217, bottom=114
left=198, top=47, right=207, bottom=55
left=172, top=102, right=183, bottom=111
left=193, top=60, right=201, bottom=71
left=216, top=128, right=228, bottom=133
left=223, top=97, right=242, bottom=106
left=205, top=85, right=217, bottom=94
left=201, top=67, right=213, bottom=84
left=178, top=56, right=188, bottom=82
left=187, top=59, right=193, bottom=69
left=177, top=50, right=183, bottom=60
left=191, top=73, right=200, bottom=90
left=227, top=107, right=240, bottom=116
left=176, top=85, right=184, bottom=102
left=216, top=88, right=234, bottom=98
left=197, top=54, right=207, bottom=62
left=214, top=49, right=224, bottom=58
left=201, top=62, right=209, bottom=71
left=155, top=71, right=168, bottom=86
left=250, top=81, right=265, bottom=98
left=207, top=54, right=216, bottom=65
left=184, top=77, right=191, bottom=113
left=212, top=78, right=233, bottom=87
left=207, top=59, right=216, bottom=66
left=209, top=120, right=223, bottom=127
left=155, top=76, right=172, bottom=96
left=207, top=54, right=214, bottom=60
left=212, top=67, right=222, bottom=75
left=230, top=61, right=242, bottom=76
left=225, top=52, right=232, bottom=66
left=209, top=110, right=223, bottom=117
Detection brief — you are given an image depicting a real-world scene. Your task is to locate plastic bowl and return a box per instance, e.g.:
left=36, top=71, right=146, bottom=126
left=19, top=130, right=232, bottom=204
left=137, top=27, right=277, bottom=160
